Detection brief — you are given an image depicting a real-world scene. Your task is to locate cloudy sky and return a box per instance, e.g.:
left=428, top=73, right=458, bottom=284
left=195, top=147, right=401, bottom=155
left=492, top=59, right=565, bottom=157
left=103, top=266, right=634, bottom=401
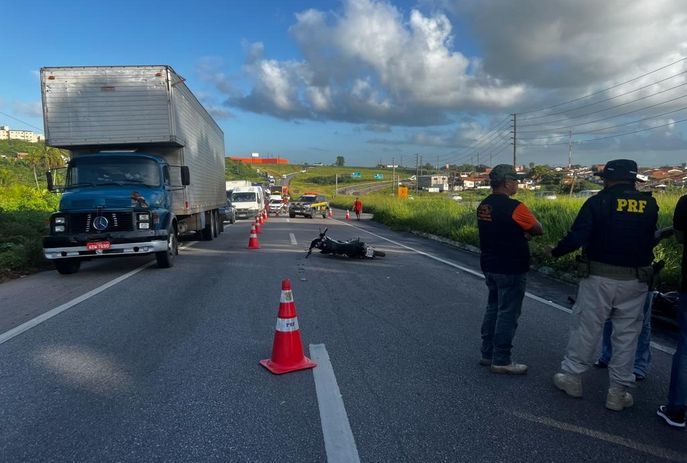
left=2, top=0, right=687, bottom=166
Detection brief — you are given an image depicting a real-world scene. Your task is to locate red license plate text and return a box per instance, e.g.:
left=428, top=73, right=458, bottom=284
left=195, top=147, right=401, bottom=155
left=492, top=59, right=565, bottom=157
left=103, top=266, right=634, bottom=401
left=86, top=241, right=111, bottom=250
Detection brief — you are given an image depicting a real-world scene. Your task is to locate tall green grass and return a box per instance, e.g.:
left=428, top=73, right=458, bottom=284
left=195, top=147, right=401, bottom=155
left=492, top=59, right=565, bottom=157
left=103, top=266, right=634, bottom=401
left=0, top=186, right=58, bottom=280
left=331, top=191, right=684, bottom=291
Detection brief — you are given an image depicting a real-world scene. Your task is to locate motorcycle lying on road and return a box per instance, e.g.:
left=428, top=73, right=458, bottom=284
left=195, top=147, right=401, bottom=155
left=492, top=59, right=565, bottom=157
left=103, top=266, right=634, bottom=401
left=306, top=228, right=386, bottom=259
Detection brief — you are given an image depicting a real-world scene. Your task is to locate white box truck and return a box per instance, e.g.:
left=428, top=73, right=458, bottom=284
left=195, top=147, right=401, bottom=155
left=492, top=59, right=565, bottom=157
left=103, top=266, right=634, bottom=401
left=41, top=65, right=226, bottom=274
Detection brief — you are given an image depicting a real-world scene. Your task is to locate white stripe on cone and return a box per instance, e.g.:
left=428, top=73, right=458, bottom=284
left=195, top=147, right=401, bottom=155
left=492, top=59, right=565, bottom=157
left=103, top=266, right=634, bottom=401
left=280, top=290, right=294, bottom=303
left=275, top=317, right=300, bottom=332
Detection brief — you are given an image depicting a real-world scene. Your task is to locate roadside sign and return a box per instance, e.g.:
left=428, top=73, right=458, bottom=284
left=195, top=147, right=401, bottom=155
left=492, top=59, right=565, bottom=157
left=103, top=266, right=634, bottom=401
left=374, top=173, right=384, bottom=180
left=351, top=172, right=361, bottom=178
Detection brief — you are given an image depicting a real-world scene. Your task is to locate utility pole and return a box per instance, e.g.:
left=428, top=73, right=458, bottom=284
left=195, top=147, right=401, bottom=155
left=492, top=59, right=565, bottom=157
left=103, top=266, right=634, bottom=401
left=415, top=153, right=420, bottom=193
left=568, top=130, right=575, bottom=196
left=512, top=113, right=517, bottom=168
left=334, top=173, right=338, bottom=198
left=392, top=157, right=396, bottom=197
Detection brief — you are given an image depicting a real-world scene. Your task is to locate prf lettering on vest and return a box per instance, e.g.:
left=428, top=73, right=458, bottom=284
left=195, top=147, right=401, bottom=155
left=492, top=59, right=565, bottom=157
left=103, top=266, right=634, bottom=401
left=616, top=198, right=647, bottom=213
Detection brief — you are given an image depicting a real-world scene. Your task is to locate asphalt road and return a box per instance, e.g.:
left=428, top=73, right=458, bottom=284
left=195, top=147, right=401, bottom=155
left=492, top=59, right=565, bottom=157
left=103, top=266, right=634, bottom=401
left=1, top=211, right=686, bottom=462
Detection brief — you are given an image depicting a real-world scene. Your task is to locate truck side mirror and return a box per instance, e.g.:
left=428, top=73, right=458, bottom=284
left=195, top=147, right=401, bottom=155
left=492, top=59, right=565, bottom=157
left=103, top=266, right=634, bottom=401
left=181, top=166, right=190, bottom=186
left=46, top=171, right=55, bottom=191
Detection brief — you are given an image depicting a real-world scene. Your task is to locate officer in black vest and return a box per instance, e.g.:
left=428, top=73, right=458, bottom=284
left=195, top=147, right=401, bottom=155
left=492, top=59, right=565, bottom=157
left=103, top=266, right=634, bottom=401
left=477, top=164, right=544, bottom=375
left=550, top=159, right=658, bottom=412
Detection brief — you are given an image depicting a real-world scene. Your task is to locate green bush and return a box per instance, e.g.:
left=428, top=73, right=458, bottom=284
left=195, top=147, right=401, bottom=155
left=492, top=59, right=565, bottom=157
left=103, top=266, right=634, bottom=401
left=0, top=186, right=57, bottom=279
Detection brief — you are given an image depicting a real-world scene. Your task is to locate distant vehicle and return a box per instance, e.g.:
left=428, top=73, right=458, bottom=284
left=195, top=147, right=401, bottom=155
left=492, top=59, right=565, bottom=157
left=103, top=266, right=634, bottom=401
left=535, top=191, right=558, bottom=200
left=231, top=186, right=265, bottom=219
left=289, top=194, right=329, bottom=218
left=268, top=197, right=287, bottom=215
left=450, top=195, right=463, bottom=201
left=282, top=174, right=288, bottom=179
left=221, top=201, right=236, bottom=224
left=575, top=189, right=601, bottom=198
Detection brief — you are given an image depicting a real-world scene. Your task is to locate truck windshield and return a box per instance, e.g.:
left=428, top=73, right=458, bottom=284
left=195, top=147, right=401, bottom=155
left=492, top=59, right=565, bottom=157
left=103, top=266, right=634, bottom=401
left=66, top=157, right=160, bottom=188
left=232, top=192, right=256, bottom=202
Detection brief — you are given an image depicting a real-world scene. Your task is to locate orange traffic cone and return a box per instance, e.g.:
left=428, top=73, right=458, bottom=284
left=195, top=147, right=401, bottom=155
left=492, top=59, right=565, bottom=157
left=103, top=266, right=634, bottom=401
left=260, top=279, right=316, bottom=375
left=248, top=223, right=260, bottom=249
left=254, top=215, right=262, bottom=234
left=262, top=209, right=268, bottom=222
left=327, top=207, right=333, bottom=219
left=345, top=210, right=350, bottom=220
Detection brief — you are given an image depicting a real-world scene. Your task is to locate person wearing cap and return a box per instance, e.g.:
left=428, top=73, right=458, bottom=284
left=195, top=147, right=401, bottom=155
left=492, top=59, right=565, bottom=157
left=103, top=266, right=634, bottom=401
left=549, top=159, right=658, bottom=412
left=476, top=164, right=544, bottom=375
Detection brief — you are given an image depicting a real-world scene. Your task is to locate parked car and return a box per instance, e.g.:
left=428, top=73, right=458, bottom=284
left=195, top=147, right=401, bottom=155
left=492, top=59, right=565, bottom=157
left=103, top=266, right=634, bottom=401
left=535, top=191, right=558, bottom=200
left=289, top=194, right=330, bottom=218
left=575, top=189, right=601, bottom=198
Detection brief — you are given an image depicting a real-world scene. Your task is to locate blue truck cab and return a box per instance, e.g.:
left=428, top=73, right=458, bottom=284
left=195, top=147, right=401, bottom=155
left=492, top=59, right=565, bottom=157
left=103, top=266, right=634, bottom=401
left=44, top=152, right=191, bottom=274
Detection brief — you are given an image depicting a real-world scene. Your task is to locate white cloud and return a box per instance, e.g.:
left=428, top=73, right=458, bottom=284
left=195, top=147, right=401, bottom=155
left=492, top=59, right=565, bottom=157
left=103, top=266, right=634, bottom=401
left=215, top=0, right=524, bottom=126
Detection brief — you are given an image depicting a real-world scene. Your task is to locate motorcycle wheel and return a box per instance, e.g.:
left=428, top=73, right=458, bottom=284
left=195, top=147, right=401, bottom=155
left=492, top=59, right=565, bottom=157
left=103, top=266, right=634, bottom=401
left=373, top=250, right=386, bottom=257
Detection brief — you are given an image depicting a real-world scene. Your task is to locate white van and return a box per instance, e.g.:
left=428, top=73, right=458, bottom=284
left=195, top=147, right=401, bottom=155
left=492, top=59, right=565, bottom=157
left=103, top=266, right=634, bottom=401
left=231, top=186, right=264, bottom=219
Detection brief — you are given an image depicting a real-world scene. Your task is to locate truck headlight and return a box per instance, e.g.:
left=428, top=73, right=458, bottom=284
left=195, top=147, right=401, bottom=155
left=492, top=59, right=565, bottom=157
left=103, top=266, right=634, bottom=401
left=54, top=225, right=65, bottom=232
left=54, top=216, right=65, bottom=224
left=138, top=222, right=150, bottom=230
left=137, top=213, right=150, bottom=221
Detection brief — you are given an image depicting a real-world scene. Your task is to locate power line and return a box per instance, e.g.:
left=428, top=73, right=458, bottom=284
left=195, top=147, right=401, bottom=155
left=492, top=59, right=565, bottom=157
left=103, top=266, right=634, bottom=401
left=522, top=117, right=687, bottom=146
left=518, top=94, right=687, bottom=138
left=517, top=55, right=687, bottom=117
left=518, top=78, right=687, bottom=129
left=0, top=111, right=43, bottom=132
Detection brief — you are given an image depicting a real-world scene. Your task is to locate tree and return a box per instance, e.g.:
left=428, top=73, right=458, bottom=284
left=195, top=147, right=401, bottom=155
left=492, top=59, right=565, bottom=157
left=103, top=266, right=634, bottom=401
left=529, top=165, right=552, bottom=181
left=335, top=156, right=345, bottom=167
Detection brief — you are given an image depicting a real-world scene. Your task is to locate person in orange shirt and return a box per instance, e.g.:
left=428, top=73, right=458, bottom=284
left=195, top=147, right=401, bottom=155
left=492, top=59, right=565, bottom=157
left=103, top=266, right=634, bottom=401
left=476, top=164, right=544, bottom=375
left=353, top=197, right=363, bottom=220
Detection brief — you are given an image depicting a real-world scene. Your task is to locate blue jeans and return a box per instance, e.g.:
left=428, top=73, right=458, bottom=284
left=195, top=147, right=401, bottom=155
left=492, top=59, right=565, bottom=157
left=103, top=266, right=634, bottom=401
left=667, top=293, right=687, bottom=413
left=481, top=272, right=527, bottom=366
left=598, top=291, right=654, bottom=377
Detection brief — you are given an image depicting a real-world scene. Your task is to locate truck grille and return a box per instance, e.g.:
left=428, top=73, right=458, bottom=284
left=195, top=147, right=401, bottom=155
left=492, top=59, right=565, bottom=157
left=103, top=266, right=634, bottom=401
left=69, top=212, right=134, bottom=233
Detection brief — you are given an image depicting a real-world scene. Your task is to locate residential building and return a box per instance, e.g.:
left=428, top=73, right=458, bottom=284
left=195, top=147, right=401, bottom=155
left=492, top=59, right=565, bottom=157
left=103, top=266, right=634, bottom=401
left=418, top=175, right=449, bottom=191
left=0, top=126, right=44, bottom=143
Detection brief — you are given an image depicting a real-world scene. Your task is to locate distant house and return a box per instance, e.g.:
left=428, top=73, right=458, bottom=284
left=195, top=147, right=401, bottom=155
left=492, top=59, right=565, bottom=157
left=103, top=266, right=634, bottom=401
left=418, top=175, right=449, bottom=191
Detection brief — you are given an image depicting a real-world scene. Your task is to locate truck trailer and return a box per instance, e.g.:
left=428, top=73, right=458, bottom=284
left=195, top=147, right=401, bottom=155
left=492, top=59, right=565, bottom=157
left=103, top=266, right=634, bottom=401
left=41, top=65, right=226, bottom=274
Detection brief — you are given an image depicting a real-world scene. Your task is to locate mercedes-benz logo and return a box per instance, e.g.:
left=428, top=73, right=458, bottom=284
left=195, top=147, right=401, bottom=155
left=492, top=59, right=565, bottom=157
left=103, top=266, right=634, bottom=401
left=93, top=216, right=109, bottom=231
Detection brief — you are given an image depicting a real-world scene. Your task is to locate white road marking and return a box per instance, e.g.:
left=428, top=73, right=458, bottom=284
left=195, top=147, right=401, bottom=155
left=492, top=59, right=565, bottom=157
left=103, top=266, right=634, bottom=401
left=338, top=220, right=678, bottom=356
left=0, top=242, right=198, bottom=345
left=513, top=410, right=687, bottom=462
left=290, top=233, right=298, bottom=245
left=0, top=262, right=153, bottom=345
left=310, top=343, right=361, bottom=463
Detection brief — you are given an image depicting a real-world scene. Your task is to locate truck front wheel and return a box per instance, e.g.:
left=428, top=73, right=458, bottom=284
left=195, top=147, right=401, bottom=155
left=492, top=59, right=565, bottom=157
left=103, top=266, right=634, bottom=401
left=156, top=229, right=178, bottom=268
left=55, top=259, right=81, bottom=275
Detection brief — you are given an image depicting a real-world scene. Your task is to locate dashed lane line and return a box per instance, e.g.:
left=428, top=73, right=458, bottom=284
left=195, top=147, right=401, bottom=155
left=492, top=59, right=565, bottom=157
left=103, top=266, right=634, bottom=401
left=337, top=220, right=677, bottom=355
left=310, top=343, right=361, bottom=463
left=290, top=233, right=298, bottom=245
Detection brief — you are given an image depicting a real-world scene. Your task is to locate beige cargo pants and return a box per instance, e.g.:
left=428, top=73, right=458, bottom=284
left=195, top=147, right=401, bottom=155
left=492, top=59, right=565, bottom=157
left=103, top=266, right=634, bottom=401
left=561, top=274, right=648, bottom=389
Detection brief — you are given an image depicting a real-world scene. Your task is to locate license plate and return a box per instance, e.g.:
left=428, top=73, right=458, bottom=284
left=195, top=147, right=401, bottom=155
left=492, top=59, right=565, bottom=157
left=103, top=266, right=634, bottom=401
left=86, top=241, right=111, bottom=250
